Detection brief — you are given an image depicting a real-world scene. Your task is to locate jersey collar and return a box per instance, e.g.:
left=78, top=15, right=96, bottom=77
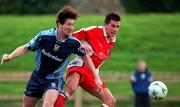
left=102, top=26, right=108, bottom=38
left=102, top=26, right=112, bottom=43
left=55, top=28, right=69, bottom=42
left=102, top=26, right=116, bottom=43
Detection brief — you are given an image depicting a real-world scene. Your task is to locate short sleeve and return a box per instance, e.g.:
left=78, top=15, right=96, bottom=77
left=130, top=72, right=137, bottom=81
left=25, top=32, right=41, bottom=51
left=149, top=72, right=153, bottom=82
left=72, top=41, right=86, bottom=56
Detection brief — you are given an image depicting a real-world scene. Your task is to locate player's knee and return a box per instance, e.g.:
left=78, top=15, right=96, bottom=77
left=110, top=97, right=116, bottom=105
left=105, top=97, right=116, bottom=106
left=43, top=100, right=54, bottom=107
left=66, top=85, right=77, bottom=95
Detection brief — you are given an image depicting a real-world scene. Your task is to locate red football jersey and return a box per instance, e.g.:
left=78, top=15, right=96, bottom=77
left=73, top=26, right=116, bottom=68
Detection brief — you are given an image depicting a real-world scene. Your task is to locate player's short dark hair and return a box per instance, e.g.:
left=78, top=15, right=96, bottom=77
left=56, top=6, right=79, bottom=25
left=104, top=12, right=121, bottom=24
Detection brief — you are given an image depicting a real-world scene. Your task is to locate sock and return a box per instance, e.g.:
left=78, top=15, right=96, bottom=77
left=101, top=103, right=109, bottom=107
left=54, top=91, right=70, bottom=107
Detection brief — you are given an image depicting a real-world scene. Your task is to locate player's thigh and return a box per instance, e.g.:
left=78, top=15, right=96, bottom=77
left=23, top=95, right=39, bottom=107
left=43, top=89, right=59, bottom=106
left=65, top=72, right=81, bottom=94
left=67, top=72, right=81, bottom=85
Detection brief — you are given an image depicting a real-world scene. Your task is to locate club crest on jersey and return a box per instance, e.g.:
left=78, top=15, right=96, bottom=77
left=53, top=44, right=60, bottom=51
left=51, top=82, right=56, bottom=88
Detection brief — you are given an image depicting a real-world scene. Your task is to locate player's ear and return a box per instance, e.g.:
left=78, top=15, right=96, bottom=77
left=104, top=22, right=109, bottom=27
left=57, top=23, right=61, bottom=28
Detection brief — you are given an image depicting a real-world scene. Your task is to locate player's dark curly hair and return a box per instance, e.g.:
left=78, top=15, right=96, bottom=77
left=104, top=12, right=121, bottom=24
left=56, top=6, right=79, bottom=25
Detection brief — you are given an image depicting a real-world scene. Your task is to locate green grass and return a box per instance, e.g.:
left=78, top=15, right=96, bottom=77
left=0, top=14, right=180, bottom=72
left=106, top=81, right=180, bottom=96
left=0, top=99, right=180, bottom=107
left=0, top=81, right=26, bottom=95
left=0, top=81, right=180, bottom=107
left=1, top=81, right=180, bottom=97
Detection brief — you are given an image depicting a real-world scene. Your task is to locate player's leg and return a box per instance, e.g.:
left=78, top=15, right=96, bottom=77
left=86, top=87, right=116, bottom=107
left=87, top=87, right=116, bottom=107
left=55, top=72, right=81, bottom=107
left=43, top=89, right=59, bottom=107
left=23, top=95, right=39, bottom=107
left=143, top=93, right=151, bottom=107
left=44, top=78, right=65, bottom=107
left=135, top=94, right=142, bottom=107
left=64, top=72, right=81, bottom=95
left=78, top=68, right=116, bottom=107
left=23, top=74, right=41, bottom=107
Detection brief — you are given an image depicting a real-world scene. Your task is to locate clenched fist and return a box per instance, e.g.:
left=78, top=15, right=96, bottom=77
left=1, top=54, right=11, bottom=64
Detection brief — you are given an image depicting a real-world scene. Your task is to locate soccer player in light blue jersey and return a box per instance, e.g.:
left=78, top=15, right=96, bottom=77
left=1, top=6, right=101, bottom=107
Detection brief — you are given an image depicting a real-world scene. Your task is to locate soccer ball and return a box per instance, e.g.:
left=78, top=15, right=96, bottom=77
left=148, top=81, right=168, bottom=100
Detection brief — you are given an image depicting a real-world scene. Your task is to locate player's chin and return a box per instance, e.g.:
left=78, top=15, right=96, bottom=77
left=65, top=33, right=71, bottom=36
left=66, top=31, right=72, bottom=35
left=109, top=34, right=115, bottom=40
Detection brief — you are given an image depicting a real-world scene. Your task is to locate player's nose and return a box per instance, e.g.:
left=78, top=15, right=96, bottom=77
left=114, top=27, right=118, bottom=32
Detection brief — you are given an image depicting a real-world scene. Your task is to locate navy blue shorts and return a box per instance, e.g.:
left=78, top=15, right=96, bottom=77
left=24, top=72, right=65, bottom=98
left=135, top=93, right=151, bottom=107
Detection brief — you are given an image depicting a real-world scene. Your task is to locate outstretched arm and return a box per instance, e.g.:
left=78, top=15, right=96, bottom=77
left=81, top=54, right=103, bottom=88
left=72, top=40, right=102, bottom=88
left=1, top=45, right=28, bottom=64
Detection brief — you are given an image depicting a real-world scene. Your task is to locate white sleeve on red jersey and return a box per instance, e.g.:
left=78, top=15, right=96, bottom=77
left=73, top=26, right=101, bottom=41
left=73, top=28, right=87, bottom=41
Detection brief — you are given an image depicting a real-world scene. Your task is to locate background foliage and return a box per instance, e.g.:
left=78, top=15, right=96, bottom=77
left=0, top=14, right=179, bottom=72
left=0, top=0, right=179, bottom=14
left=121, top=0, right=180, bottom=13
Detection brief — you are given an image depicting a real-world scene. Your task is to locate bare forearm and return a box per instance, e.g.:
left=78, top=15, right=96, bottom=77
left=1, top=45, right=28, bottom=64
left=9, top=45, right=28, bottom=59
left=81, top=55, right=99, bottom=79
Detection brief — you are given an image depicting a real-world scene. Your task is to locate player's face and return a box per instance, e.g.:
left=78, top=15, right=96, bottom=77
left=58, top=18, right=75, bottom=36
left=137, top=61, right=147, bottom=72
left=104, top=20, right=120, bottom=41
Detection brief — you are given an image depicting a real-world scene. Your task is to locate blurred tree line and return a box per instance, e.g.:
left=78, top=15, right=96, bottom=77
left=0, top=0, right=179, bottom=14
left=121, top=0, right=180, bottom=13
left=0, top=0, right=70, bottom=14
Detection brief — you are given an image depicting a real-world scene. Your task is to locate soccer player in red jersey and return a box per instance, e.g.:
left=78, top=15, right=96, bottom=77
left=55, top=13, right=121, bottom=107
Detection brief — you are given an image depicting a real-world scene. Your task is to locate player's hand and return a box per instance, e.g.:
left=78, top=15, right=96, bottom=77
left=81, top=45, right=93, bottom=55
left=1, top=53, right=11, bottom=64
